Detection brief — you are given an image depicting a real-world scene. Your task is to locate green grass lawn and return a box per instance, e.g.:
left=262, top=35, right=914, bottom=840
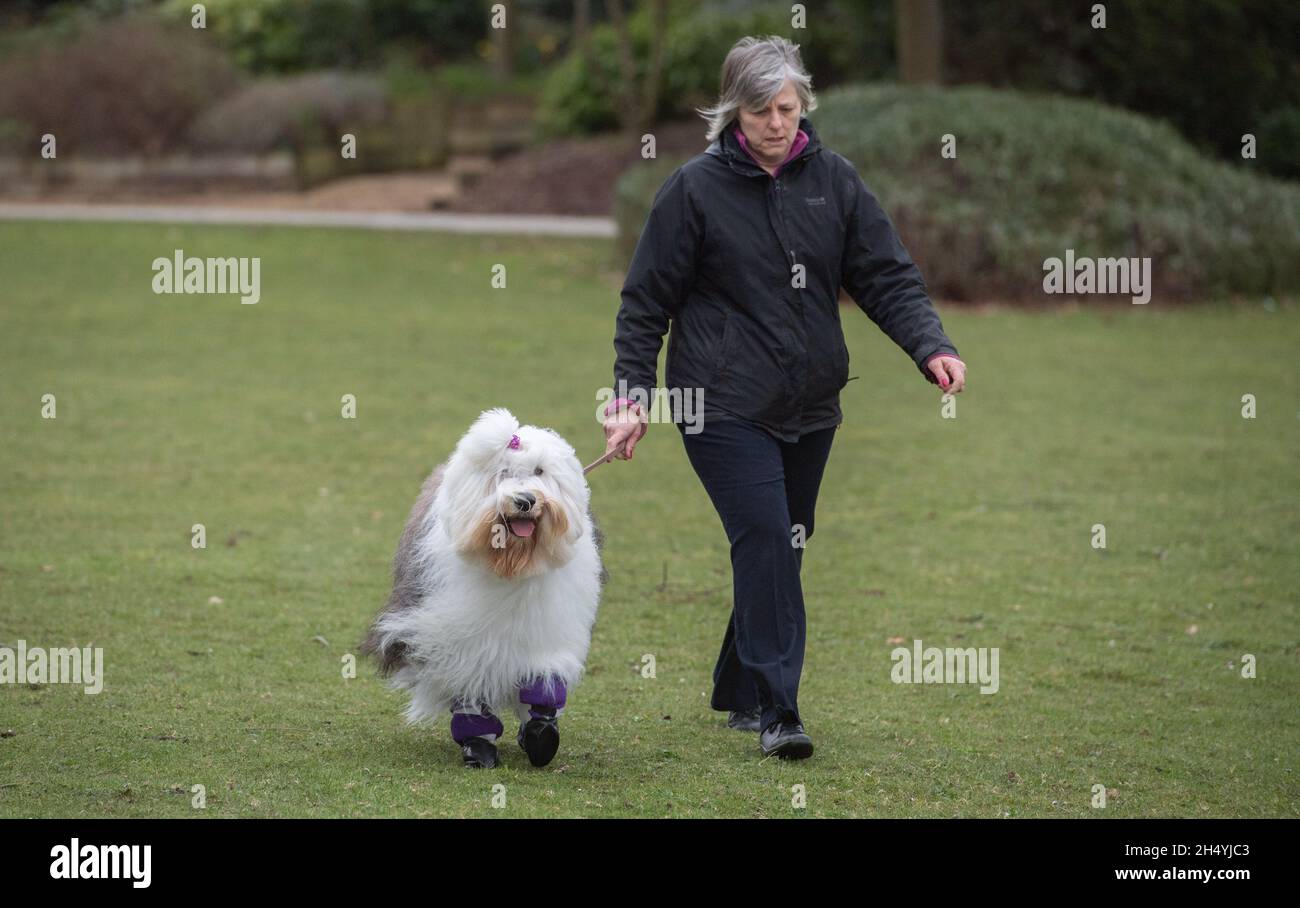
left=1, top=220, right=1296, bottom=818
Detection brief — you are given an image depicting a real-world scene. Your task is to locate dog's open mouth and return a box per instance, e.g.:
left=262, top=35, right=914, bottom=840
left=506, top=517, right=537, bottom=538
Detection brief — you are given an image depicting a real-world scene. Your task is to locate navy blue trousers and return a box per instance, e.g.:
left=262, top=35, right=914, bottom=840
left=678, top=417, right=837, bottom=732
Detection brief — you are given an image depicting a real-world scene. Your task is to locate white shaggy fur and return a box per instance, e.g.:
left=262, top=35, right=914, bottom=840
left=367, top=408, right=603, bottom=726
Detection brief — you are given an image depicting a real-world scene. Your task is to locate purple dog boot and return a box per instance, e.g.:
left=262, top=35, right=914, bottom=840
left=516, top=675, right=566, bottom=767
left=451, top=701, right=504, bottom=768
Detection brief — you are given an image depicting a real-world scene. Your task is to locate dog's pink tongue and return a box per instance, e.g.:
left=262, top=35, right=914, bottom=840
left=509, top=519, right=536, bottom=538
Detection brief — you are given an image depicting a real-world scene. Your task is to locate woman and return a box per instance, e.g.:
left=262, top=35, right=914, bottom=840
left=602, top=36, right=966, bottom=760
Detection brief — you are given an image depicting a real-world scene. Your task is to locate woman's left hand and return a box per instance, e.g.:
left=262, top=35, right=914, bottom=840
left=926, top=355, right=966, bottom=394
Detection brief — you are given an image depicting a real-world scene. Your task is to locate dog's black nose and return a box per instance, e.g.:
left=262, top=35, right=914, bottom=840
left=512, top=493, right=536, bottom=513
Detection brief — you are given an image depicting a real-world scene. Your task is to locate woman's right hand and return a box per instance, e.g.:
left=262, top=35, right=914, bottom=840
left=603, top=403, right=648, bottom=461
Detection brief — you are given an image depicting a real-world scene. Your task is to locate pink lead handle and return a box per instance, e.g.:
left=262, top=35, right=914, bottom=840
left=583, top=448, right=620, bottom=475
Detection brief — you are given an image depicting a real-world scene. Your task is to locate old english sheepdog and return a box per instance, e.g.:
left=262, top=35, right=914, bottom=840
left=363, top=408, right=607, bottom=768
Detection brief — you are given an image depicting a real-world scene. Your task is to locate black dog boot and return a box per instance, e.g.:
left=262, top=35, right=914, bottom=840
left=461, top=736, right=499, bottom=768
left=517, top=715, right=560, bottom=767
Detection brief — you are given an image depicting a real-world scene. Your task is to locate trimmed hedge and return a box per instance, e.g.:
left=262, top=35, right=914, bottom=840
left=945, top=0, right=1300, bottom=183
left=614, top=84, right=1300, bottom=302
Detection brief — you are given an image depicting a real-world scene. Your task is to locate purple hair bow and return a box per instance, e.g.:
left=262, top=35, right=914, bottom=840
left=508, top=434, right=520, bottom=450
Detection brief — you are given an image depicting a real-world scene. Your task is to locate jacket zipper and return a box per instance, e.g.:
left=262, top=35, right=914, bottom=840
left=773, top=177, right=796, bottom=268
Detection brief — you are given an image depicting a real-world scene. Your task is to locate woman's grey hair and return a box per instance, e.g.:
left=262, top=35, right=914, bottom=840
left=695, top=35, right=818, bottom=144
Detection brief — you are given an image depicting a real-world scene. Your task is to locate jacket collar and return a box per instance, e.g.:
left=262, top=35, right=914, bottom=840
left=706, top=115, right=822, bottom=177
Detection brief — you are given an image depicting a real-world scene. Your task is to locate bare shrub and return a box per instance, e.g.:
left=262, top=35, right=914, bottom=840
left=187, top=71, right=389, bottom=154
left=0, top=13, right=243, bottom=156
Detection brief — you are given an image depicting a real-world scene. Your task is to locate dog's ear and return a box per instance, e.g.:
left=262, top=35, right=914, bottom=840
left=455, top=407, right=521, bottom=469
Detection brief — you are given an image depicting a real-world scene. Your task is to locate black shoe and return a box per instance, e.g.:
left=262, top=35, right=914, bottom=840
left=461, top=736, right=499, bottom=768
left=517, top=716, right=560, bottom=767
left=727, top=708, right=762, bottom=732
left=759, top=720, right=814, bottom=760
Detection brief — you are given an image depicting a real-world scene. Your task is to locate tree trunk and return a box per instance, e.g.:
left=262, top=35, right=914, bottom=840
left=605, top=0, right=637, bottom=131
left=895, top=0, right=943, bottom=85
left=639, top=0, right=668, bottom=134
left=492, top=3, right=513, bottom=82
left=574, top=0, right=590, bottom=45
left=606, top=0, right=669, bottom=136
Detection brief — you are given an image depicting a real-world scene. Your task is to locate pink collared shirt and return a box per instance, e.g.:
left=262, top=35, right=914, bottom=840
left=733, top=126, right=810, bottom=177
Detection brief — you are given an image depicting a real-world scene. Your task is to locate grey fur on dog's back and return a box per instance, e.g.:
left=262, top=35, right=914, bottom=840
left=362, top=464, right=446, bottom=675
left=361, top=462, right=607, bottom=676
left=588, top=507, right=609, bottom=587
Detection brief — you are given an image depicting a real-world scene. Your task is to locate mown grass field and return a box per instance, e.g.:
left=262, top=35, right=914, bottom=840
left=1, top=220, right=1296, bottom=818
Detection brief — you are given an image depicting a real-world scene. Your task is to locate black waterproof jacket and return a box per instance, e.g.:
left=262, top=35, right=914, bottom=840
left=612, top=115, right=959, bottom=442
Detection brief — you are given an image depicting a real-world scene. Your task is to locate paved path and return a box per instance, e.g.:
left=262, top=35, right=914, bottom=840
left=0, top=203, right=617, bottom=238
